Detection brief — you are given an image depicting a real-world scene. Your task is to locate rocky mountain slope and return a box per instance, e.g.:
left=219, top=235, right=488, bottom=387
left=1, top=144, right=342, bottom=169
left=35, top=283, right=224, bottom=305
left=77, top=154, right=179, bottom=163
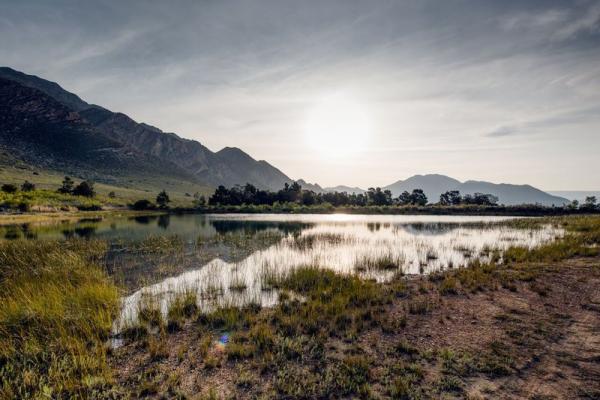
left=0, top=67, right=295, bottom=190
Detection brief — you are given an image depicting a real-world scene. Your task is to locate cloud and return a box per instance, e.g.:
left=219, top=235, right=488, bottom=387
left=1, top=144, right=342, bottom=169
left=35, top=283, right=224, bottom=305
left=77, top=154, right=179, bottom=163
left=487, top=126, right=518, bottom=137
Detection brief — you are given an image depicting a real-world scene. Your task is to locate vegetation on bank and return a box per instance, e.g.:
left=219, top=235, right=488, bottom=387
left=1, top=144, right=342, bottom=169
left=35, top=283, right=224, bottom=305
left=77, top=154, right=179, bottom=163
left=2, top=174, right=599, bottom=216
left=0, top=240, right=120, bottom=399
left=201, top=182, right=599, bottom=214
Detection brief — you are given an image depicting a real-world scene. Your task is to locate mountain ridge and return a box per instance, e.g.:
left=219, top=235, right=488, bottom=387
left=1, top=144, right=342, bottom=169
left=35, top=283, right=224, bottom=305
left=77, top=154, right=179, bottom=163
left=383, top=174, right=568, bottom=206
left=0, top=66, right=295, bottom=191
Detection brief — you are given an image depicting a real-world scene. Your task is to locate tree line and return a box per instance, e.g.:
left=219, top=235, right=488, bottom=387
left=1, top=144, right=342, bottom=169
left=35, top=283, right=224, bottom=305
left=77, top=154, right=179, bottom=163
left=207, top=182, right=503, bottom=207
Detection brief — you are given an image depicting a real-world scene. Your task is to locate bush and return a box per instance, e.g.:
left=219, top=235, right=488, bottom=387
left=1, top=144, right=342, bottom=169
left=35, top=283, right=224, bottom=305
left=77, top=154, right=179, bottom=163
left=1, top=183, right=17, bottom=193
left=131, top=199, right=156, bottom=210
left=72, top=180, right=95, bottom=197
left=20, top=181, right=35, bottom=192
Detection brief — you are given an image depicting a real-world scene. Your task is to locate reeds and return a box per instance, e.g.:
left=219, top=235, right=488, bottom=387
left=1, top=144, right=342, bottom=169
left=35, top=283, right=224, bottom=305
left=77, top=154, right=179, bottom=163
left=0, top=239, right=119, bottom=398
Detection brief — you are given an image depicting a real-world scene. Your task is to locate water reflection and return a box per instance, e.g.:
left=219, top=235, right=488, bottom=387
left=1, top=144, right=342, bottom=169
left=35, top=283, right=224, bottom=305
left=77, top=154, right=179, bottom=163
left=0, top=213, right=563, bottom=332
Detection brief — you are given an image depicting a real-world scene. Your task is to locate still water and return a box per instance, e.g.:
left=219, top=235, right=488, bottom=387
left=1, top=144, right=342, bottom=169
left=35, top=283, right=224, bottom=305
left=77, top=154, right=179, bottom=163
left=0, top=213, right=562, bottom=331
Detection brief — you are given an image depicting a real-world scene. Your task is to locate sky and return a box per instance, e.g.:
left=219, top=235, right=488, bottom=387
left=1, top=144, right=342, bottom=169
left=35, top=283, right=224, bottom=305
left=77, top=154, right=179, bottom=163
left=1, top=0, right=599, bottom=190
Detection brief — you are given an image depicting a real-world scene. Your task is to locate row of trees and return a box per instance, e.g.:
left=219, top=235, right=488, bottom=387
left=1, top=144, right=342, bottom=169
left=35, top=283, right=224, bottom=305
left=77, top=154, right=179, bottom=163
left=207, top=182, right=502, bottom=207
left=569, top=196, right=599, bottom=211
left=439, top=190, right=498, bottom=206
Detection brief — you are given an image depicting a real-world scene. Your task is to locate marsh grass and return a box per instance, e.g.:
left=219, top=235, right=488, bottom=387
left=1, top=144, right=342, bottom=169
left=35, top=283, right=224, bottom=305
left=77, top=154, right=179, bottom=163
left=0, top=239, right=120, bottom=399
left=130, top=234, right=185, bottom=254
left=167, top=290, right=198, bottom=331
left=355, top=251, right=404, bottom=272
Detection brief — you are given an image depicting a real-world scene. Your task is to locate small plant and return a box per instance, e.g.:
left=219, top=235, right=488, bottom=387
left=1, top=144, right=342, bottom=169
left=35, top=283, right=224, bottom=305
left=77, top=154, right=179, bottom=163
left=440, top=275, right=459, bottom=295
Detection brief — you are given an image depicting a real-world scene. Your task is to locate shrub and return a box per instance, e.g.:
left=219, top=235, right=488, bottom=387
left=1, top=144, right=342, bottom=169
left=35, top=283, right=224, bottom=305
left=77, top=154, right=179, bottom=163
left=131, top=199, right=156, bottom=210
left=72, top=180, right=95, bottom=197
left=20, top=181, right=35, bottom=192
left=1, top=183, right=17, bottom=193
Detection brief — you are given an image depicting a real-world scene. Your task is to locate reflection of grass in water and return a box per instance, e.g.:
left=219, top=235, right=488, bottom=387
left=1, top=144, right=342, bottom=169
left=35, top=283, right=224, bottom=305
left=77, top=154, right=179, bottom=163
left=198, top=230, right=284, bottom=250
left=354, top=251, right=405, bottom=272
left=259, top=261, right=286, bottom=291
left=229, top=272, right=248, bottom=292
left=288, top=232, right=347, bottom=250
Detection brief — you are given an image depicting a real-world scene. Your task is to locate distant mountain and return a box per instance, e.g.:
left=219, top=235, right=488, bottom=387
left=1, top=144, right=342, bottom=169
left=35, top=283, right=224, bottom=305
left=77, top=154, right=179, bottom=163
left=548, top=191, right=600, bottom=203
left=0, top=67, right=295, bottom=190
left=324, top=185, right=366, bottom=194
left=296, top=179, right=325, bottom=193
left=384, top=174, right=462, bottom=202
left=384, top=174, right=568, bottom=206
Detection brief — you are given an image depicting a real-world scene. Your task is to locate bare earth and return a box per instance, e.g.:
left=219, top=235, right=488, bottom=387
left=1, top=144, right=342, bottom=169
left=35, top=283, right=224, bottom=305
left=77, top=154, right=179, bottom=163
left=111, top=257, right=600, bottom=399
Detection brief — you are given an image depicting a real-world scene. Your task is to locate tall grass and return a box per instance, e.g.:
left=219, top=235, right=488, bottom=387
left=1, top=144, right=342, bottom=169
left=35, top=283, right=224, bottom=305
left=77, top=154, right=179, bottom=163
left=0, top=239, right=120, bottom=399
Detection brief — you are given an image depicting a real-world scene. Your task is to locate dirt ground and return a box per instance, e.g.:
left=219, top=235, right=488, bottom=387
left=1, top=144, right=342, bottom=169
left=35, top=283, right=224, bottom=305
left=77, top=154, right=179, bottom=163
left=110, top=257, right=600, bottom=399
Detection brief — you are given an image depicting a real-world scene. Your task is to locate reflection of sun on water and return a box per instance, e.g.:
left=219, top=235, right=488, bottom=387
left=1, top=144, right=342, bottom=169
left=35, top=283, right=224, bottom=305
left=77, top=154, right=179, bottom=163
left=305, top=93, right=371, bottom=158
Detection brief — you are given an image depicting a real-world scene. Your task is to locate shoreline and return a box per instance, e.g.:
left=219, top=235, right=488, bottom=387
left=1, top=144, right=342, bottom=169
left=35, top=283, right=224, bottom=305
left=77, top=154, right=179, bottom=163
left=0, top=209, right=167, bottom=226
left=1, top=205, right=598, bottom=226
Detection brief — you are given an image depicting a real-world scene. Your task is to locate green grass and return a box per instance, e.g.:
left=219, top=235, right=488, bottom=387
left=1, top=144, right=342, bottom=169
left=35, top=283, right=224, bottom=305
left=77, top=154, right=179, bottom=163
left=0, top=239, right=120, bottom=399
left=0, top=164, right=212, bottom=209
left=0, top=188, right=105, bottom=211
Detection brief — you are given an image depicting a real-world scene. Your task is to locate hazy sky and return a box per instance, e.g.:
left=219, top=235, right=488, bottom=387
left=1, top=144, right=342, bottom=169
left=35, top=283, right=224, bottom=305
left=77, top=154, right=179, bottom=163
left=1, top=0, right=599, bottom=190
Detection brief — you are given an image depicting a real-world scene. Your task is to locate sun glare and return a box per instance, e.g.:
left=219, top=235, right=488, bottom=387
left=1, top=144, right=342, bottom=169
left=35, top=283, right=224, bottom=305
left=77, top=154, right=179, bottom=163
left=305, top=93, right=370, bottom=157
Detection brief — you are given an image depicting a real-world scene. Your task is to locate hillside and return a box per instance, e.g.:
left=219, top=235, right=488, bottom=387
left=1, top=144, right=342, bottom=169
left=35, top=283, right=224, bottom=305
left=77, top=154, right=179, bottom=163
left=0, top=67, right=296, bottom=191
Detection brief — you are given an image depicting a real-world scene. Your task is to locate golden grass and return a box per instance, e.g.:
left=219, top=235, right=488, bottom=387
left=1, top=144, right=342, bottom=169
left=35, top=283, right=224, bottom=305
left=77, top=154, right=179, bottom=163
left=0, top=239, right=120, bottom=399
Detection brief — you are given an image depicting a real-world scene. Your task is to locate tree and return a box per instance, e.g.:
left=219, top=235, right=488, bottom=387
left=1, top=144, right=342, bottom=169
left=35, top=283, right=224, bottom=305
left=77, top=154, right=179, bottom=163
left=301, top=190, right=317, bottom=206
left=397, top=191, right=412, bottom=205
left=409, top=189, right=428, bottom=206
left=568, top=199, right=579, bottom=210
left=1, top=183, right=18, bottom=193
left=73, top=181, right=95, bottom=197
left=582, top=196, right=598, bottom=211
left=462, top=192, right=498, bottom=206
left=194, top=193, right=207, bottom=207
left=439, top=190, right=461, bottom=206
left=58, top=176, right=74, bottom=194
left=156, top=190, right=170, bottom=208
left=367, top=187, right=392, bottom=206
left=21, top=181, right=36, bottom=192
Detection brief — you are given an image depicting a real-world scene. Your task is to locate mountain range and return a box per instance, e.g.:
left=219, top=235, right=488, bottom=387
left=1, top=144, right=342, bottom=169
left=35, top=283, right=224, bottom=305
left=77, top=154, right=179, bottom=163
left=0, top=67, right=571, bottom=206
left=382, top=174, right=568, bottom=206
left=0, top=67, right=290, bottom=191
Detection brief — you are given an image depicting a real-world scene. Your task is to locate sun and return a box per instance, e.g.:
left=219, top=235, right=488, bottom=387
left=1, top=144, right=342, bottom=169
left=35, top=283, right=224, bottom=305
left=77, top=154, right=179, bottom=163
left=305, top=93, right=371, bottom=158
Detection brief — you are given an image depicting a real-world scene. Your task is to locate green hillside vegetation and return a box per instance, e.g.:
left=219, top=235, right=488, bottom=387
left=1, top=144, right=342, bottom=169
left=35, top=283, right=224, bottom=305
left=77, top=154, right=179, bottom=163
left=0, top=163, right=212, bottom=210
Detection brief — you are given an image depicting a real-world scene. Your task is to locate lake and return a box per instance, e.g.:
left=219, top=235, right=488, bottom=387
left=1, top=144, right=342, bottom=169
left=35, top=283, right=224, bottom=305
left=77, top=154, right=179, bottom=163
left=0, top=213, right=562, bottom=331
